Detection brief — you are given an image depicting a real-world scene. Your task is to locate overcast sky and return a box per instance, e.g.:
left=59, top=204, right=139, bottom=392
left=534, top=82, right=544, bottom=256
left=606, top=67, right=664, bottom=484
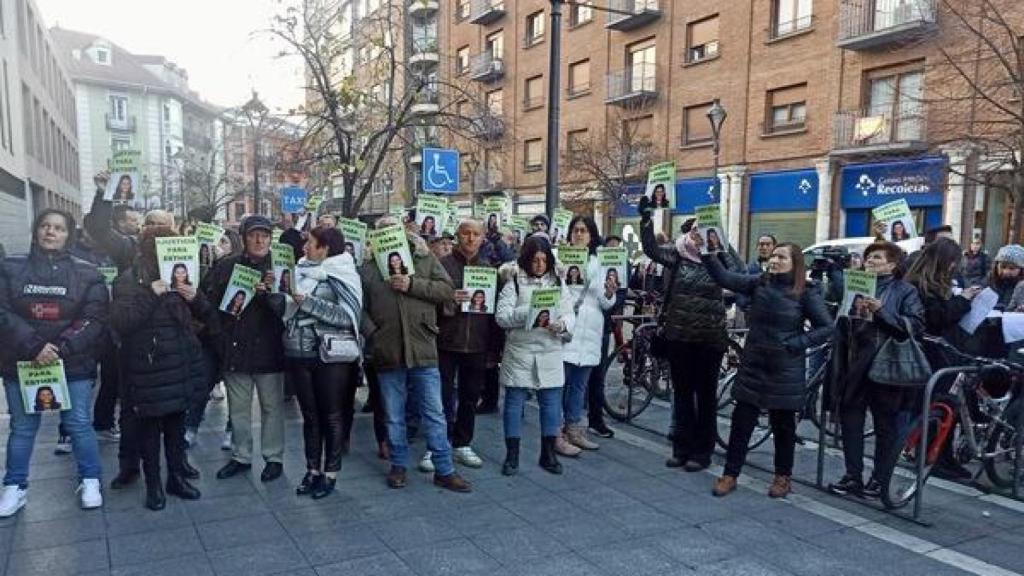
left=36, top=0, right=305, bottom=113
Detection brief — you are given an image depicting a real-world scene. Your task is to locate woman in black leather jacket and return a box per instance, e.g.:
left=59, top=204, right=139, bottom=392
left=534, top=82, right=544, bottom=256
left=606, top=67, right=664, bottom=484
left=700, top=239, right=832, bottom=499
left=829, top=241, right=925, bottom=498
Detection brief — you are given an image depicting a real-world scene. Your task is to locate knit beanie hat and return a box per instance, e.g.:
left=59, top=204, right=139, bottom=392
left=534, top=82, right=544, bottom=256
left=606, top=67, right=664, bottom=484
left=994, top=244, right=1024, bottom=268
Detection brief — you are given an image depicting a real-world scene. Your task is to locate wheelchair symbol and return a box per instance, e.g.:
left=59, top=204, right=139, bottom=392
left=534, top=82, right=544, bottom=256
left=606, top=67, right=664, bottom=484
left=426, top=152, right=455, bottom=189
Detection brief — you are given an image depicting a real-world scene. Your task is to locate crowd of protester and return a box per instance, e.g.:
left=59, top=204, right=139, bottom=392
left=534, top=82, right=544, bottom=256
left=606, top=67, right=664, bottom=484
left=0, top=171, right=1021, bottom=517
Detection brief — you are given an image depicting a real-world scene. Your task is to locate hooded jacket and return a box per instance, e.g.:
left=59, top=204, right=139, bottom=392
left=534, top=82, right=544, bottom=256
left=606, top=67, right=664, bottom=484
left=360, top=231, right=454, bottom=371
left=0, top=214, right=109, bottom=380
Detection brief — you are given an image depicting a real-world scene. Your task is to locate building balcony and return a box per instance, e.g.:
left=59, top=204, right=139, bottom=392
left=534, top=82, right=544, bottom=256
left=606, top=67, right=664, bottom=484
left=469, top=0, right=505, bottom=25
left=473, top=168, right=504, bottom=192
left=472, top=114, right=505, bottom=141
left=408, top=0, right=439, bottom=17
left=469, top=52, right=504, bottom=82
left=410, top=89, right=440, bottom=116
left=831, top=109, right=927, bottom=155
left=605, top=63, right=658, bottom=106
left=106, top=114, right=136, bottom=133
left=606, top=0, right=661, bottom=31
left=409, top=38, right=440, bottom=69
left=837, top=0, right=937, bottom=51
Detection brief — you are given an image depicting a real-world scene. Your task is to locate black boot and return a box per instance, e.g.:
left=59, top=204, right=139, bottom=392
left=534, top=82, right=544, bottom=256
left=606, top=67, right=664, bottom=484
left=502, top=438, right=520, bottom=476
left=145, top=479, right=166, bottom=511
left=539, top=436, right=563, bottom=475
left=110, top=468, right=140, bottom=489
left=181, top=458, right=200, bottom=480
left=166, top=474, right=201, bottom=500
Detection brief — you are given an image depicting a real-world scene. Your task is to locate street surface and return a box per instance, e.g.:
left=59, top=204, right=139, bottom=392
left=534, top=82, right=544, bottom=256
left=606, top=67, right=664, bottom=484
left=0, top=391, right=1021, bottom=576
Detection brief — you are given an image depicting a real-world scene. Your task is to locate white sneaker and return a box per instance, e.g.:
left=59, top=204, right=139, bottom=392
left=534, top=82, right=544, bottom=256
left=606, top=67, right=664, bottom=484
left=418, top=451, right=435, bottom=473
left=453, top=446, right=483, bottom=468
left=184, top=429, right=197, bottom=448
left=95, top=426, right=121, bottom=443
left=221, top=430, right=233, bottom=451
left=77, top=478, right=103, bottom=509
left=0, top=485, right=27, bottom=517
left=54, top=434, right=72, bottom=455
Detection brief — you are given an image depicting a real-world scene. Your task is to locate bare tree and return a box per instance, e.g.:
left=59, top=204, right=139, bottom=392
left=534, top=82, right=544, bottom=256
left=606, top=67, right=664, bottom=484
left=561, top=105, right=655, bottom=206
left=915, top=0, right=1024, bottom=240
left=182, top=139, right=237, bottom=222
left=269, top=0, right=492, bottom=217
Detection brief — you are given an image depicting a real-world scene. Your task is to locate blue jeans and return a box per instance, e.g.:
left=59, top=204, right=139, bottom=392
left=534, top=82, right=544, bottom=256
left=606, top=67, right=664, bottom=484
left=4, top=379, right=102, bottom=488
left=562, top=363, right=593, bottom=425
left=504, top=387, right=562, bottom=438
left=378, top=367, right=454, bottom=477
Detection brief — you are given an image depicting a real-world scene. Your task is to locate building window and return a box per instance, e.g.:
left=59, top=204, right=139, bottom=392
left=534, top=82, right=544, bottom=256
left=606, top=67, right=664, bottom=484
left=766, top=84, right=807, bottom=133
left=95, top=48, right=109, bottom=65
left=566, top=128, right=588, bottom=159
left=456, top=0, right=471, bottom=21
left=486, top=89, right=503, bottom=115
left=163, top=103, right=171, bottom=124
left=524, top=75, right=544, bottom=109
left=485, top=30, right=504, bottom=59
left=109, top=95, right=127, bottom=122
left=568, top=59, right=590, bottom=96
left=570, top=1, right=593, bottom=26
left=111, top=136, right=131, bottom=151
left=234, top=202, right=245, bottom=221
left=524, top=138, right=543, bottom=170
left=772, top=0, right=812, bottom=38
left=686, top=15, right=720, bottom=63
left=682, top=102, right=714, bottom=145
left=863, top=68, right=924, bottom=142
left=627, top=41, right=656, bottom=92
left=525, top=11, right=545, bottom=46
left=456, top=46, right=470, bottom=74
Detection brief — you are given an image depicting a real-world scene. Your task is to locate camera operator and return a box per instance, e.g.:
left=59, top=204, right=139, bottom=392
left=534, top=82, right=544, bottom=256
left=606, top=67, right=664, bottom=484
left=807, top=246, right=851, bottom=315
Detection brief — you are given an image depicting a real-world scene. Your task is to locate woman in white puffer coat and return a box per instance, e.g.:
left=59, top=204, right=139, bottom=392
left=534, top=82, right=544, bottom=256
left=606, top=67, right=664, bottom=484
left=560, top=216, right=617, bottom=455
left=496, top=234, right=576, bottom=476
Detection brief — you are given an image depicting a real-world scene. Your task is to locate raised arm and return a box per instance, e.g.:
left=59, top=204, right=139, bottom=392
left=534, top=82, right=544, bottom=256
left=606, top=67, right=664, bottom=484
left=701, top=252, right=761, bottom=296
left=84, top=190, right=135, bottom=271
left=639, top=218, right=679, bottom=268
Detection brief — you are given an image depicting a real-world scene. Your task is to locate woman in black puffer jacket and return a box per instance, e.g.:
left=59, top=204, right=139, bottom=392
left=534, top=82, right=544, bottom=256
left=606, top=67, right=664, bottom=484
left=701, top=238, right=832, bottom=499
left=638, top=200, right=739, bottom=472
left=111, top=227, right=208, bottom=511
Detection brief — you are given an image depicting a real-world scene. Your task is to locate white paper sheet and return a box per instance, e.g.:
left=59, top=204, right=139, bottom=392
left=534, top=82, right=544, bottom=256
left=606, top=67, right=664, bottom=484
left=958, top=287, right=999, bottom=335
left=1002, top=312, right=1024, bottom=343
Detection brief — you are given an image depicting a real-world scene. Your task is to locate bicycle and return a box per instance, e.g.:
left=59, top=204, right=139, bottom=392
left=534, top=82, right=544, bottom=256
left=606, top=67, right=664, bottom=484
left=598, top=291, right=670, bottom=421
left=879, top=337, right=1024, bottom=509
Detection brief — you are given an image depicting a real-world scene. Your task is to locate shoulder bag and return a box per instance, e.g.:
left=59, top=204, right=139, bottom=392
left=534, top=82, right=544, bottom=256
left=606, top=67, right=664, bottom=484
left=867, top=316, right=932, bottom=386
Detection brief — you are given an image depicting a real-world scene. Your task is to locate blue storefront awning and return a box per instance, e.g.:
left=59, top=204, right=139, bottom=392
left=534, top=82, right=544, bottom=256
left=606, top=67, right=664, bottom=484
left=840, top=156, right=946, bottom=209
left=615, top=177, right=720, bottom=217
left=748, top=169, right=818, bottom=213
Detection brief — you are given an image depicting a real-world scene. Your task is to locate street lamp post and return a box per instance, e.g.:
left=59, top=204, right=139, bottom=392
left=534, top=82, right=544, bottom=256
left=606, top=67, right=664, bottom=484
left=241, top=91, right=269, bottom=216
left=707, top=99, right=727, bottom=198
left=544, top=0, right=564, bottom=220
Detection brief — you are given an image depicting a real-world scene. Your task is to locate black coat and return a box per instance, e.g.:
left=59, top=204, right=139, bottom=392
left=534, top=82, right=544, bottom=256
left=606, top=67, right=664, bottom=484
left=201, top=252, right=286, bottom=374
left=704, top=255, right=832, bottom=411
left=832, top=275, right=925, bottom=408
left=111, top=271, right=211, bottom=417
left=639, top=219, right=732, bottom=350
left=0, top=247, right=109, bottom=380
left=83, top=192, right=137, bottom=272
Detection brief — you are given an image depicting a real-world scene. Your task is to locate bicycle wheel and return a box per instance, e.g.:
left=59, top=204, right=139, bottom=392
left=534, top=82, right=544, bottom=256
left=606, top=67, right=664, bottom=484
left=601, top=343, right=654, bottom=421
left=880, top=410, right=941, bottom=510
left=984, top=408, right=1023, bottom=489
left=717, top=339, right=743, bottom=410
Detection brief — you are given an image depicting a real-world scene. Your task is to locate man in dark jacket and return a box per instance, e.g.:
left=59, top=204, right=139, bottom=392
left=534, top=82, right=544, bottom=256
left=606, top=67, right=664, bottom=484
left=438, top=219, right=499, bottom=468
left=962, top=238, right=990, bottom=288
left=361, top=218, right=471, bottom=492
left=202, top=215, right=287, bottom=483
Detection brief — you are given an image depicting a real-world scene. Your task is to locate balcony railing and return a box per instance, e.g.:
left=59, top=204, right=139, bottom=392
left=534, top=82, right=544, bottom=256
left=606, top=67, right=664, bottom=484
left=469, top=52, right=504, bottom=82
left=106, top=114, right=136, bottom=132
left=409, top=37, right=440, bottom=67
left=473, top=168, right=504, bottom=192
left=837, top=0, right=937, bottom=50
left=473, top=114, right=505, bottom=140
left=605, top=63, right=658, bottom=106
left=469, top=0, right=505, bottom=25
left=832, top=109, right=927, bottom=154
left=606, top=0, right=661, bottom=31
left=410, top=89, right=440, bottom=115
left=408, top=0, right=439, bottom=17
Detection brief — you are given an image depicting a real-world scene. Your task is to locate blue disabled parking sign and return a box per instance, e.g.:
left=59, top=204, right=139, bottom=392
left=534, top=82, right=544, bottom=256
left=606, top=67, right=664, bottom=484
left=280, top=186, right=308, bottom=214
left=421, top=148, right=459, bottom=194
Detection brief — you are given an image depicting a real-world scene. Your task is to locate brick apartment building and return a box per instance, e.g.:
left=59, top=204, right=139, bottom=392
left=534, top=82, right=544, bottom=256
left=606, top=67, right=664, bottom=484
left=222, top=116, right=307, bottom=228
left=425, top=0, right=1022, bottom=256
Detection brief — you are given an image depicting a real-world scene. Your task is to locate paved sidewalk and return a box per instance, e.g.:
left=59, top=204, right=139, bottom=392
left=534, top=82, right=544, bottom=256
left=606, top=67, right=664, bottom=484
left=0, top=392, right=1020, bottom=576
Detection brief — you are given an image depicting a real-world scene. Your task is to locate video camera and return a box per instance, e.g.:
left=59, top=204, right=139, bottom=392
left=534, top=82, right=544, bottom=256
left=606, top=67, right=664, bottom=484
left=809, top=246, right=852, bottom=272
